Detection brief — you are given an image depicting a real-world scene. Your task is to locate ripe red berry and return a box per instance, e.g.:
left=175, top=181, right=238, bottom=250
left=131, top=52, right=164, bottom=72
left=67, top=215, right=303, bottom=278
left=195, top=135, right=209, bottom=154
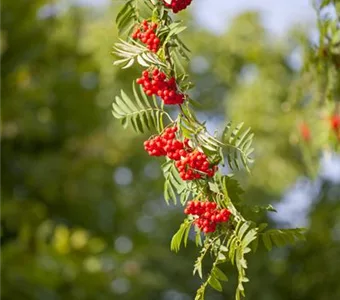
left=136, top=78, right=144, bottom=84
left=203, top=226, right=209, bottom=233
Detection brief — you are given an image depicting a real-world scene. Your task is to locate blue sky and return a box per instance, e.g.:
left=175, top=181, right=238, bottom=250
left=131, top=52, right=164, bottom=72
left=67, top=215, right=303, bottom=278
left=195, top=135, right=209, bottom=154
left=192, top=0, right=315, bottom=34
left=80, top=0, right=316, bottom=35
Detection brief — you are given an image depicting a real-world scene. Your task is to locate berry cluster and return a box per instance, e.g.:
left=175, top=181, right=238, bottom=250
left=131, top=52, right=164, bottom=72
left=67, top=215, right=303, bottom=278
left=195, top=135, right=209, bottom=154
left=184, top=200, right=231, bottom=233
left=144, top=126, right=184, bottom=158
left=144, top=127, right=218, bottom=180
left=163, top=0, right=192, bottom=13
left=300, top=115, right=340, bottom=142
left=175, top=151, right=217, bottom=180
left=132, top=20, right=160, bottom=53
left=136, top=69, right=184, bottom=105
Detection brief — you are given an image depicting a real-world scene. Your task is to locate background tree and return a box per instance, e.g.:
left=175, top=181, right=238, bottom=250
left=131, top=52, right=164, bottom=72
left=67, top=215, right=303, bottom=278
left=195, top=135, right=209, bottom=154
left=1, top=0, right=340, bottom=299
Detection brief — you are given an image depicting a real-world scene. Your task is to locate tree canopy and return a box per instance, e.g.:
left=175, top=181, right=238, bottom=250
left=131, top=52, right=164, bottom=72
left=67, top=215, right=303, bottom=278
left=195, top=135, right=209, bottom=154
left=1, top=1, right=340, bottom=299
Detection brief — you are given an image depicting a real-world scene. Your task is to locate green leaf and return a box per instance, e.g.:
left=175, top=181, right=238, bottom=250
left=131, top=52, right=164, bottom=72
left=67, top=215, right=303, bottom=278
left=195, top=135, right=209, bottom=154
left=208, top=182, right=220, bottom=194
left=195, top=230, right=202, bottom=247
left=163, top=21, right=187, bottom=45
left=251, top=238, right=259, bottom=253
left=115, top=0, right=136, bottom=35
left=221, top=122, right=255, bottom=172
left=260, top=228, right=306, bottom=251
left=212, top=267, right=228, bottom=282
left=258, top=223, right=268, bottom=232
left=168, top=25, right=187, bottom=37
left=170, top=220, right=192, bottom=253
left=113, top=39, right=167, bottom=69
left=162, top=161, right=190, bottom=205
left=135, top=0, right=153, bottom=19
left=208, top=276, right=223, bottom=292
left=112, top=83, right=171, bottom=133
left=226, top=220, right=257, bottom=299
left=193, top=121, right=254, bottom=173
left=242, top=229, right=257, bottom=248
left=194, top=284, right=206, bottom=300
left=222, top=175, right=244, bottom=203
left=262, top=233, right=273, bottom=251
left=194, top=237, right=216, bottom=278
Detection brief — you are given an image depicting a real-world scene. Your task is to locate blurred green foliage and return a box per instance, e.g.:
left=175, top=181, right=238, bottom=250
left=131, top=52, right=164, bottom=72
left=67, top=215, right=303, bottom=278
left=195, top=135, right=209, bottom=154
left=1, top=1, right=340, bottom=300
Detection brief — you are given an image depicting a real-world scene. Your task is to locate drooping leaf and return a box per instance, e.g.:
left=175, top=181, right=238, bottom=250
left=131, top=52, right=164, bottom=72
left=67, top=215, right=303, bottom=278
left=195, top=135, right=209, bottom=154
left=208, top=276, right=223, bottom=292
left=115, top=0, right=136, bottom=35
left=112, top=83, right=171, bottom=133
left=225, top=220, right=258, bottom=300
left=212, top=267, right=228, bottom=282
left=162, top=160, right=189, bottom=204
left=260, top=228, right=306, bottom=251
left=221, top=175, right=244, bottom=203
left=221, top=122, right=255, bottom=172
left=170, top=220, right=192, bottom=252
left=113, top=39, right=167, bottom=69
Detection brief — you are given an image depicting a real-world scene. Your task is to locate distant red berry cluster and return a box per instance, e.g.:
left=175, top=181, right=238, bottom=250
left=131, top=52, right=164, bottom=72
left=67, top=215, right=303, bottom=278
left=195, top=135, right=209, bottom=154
left=299, top=115, right=340, bottom=142
left=132, top=20, right=160, bottom=53
left=184, top=200, right=231, bottom=233
left=299, top=122, right=311, bottom=142
left=163, top=0, right=192, bottom=13
left=331, top=114, right=340, bottom=140
left=144, top=126, right=218, bottom=180
left=331, top=115, right=340, bottom=132
left=136, top=69, right=184, bottom=105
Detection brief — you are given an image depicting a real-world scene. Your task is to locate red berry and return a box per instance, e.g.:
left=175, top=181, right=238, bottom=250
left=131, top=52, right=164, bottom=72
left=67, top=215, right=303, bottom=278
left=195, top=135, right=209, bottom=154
left=203, top=227, right=209, bottom=233
left=299, top=122, right=310, bottom=142
left=204, top=212, right=211, bottom=219
left=163, top=0, right=192, bottom=13
left=136, top=78, right=144, bottom=84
